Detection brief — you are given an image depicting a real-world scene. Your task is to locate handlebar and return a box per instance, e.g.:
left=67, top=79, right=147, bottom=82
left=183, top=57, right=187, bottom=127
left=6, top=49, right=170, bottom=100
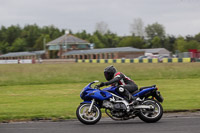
left=90, top=81, right=102, bottom=90
left=94, top=84, right=101, bottom=90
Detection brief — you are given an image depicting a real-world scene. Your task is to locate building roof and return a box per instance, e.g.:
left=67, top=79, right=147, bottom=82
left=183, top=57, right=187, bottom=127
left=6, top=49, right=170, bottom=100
left=142, top=48, right=170, bottom=54
left=46, top=34, right=89, bottom=46
left=0, top=50, right=45, bottom=58
left=63, top=47, right=144, bottom=56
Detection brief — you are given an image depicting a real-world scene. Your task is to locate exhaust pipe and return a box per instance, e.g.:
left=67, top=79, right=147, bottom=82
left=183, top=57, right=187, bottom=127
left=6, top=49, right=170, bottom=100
left=133, top=105, right=154, bottom=109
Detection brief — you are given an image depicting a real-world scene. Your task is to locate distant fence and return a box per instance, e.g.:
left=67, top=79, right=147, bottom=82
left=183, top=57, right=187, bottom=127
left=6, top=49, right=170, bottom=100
left=0, top=59, right=38, bottom=64
left=42, top=59, right=75, bottom=64
left=76, top=58, right=200, bottom=63
left=0, top=59, right=76, bottom=64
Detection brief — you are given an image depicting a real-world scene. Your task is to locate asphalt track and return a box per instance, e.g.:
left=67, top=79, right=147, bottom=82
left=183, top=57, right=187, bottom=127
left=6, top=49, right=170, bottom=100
left=0, top=114, right=200, bottom=133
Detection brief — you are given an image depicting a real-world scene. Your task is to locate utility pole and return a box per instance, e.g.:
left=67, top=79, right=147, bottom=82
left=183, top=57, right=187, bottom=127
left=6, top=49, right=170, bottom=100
left=43, top=37, right=46, bottom=51
left=65, top=30, right=69, bottom=52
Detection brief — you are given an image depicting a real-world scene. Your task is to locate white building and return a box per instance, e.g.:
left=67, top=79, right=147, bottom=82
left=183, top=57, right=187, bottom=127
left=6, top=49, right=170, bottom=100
left=142, top=48, right=171, bottom=56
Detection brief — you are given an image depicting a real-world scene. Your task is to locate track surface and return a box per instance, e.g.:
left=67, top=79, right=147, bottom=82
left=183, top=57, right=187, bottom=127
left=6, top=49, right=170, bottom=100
left=0, top=115, right=200, bottom=133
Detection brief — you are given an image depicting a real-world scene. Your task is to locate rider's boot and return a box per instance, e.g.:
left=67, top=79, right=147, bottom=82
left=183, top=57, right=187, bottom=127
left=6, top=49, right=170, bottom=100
left=128, top=96, right=138, bottom=105
left=124, top=89, right=138, bottom=105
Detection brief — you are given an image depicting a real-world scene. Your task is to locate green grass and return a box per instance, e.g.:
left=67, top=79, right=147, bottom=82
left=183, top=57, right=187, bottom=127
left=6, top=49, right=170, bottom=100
left=0, top=63, right=200, bottom=122
left=0, top=84, right=82, bottom=121
left=1, top=63, right=200, bottom=86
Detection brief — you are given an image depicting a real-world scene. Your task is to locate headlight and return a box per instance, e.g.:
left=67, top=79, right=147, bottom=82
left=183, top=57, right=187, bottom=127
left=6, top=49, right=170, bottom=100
left=80, top=84, right=90, bottom=96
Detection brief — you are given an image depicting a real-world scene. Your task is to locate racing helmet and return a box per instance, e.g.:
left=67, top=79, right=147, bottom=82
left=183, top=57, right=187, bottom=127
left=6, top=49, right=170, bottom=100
left=104, top=65, right=117, bottom=81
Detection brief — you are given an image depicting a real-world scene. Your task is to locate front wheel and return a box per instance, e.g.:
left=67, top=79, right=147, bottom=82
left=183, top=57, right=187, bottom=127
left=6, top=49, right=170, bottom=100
left=76, top=103, right=101, bottom=125
left=138, top=99, right=163, bottom=123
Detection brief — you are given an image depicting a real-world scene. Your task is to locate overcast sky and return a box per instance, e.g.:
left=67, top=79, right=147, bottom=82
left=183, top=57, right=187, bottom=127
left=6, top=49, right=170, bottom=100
left=0, top=0, right=200, bottom=36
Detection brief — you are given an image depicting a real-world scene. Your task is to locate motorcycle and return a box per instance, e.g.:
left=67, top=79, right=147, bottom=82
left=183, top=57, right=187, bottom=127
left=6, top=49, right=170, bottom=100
left=76, top=80, right=164, bottom=125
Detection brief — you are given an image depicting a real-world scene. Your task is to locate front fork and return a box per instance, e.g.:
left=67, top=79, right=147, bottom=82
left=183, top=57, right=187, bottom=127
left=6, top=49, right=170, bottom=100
left=88, top=99, right=95, bottom=113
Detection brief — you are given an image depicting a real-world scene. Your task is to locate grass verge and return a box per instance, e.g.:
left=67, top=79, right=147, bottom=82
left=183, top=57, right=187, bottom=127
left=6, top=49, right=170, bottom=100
left=0, top=78, right=200, bottom=122
left=0, top=63, right=200, bottom=122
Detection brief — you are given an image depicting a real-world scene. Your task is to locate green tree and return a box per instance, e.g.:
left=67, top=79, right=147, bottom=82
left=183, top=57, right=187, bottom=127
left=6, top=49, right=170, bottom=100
left=34, top=34, right=51, bottom=50
left=194, top=33, right=200, bottom=42
left=5, top=25, right=21, bottom=45
left=145, top=22, right=165, bottom=40
left=118, top=36, right=133, bottom=47
left=103, top=31, right=119, bottom=48
left=0, top=26, right=7, bottom=42
left=105, top=31, right=120, bottom=48
left=41, top=25, right=63, bottom=39
left=22, top=24, right=41, bottom=50
left=0, top=24, right=66, bottom=53
left=175, top=37, right=187, bottom=52
left=151, top=36, right=161, bottom=48
left=0, top=42, right=9, bottom=54
left=175, top=37, right=200, bottom=52
left=90, top=31, right=105, bottom=48
left=186, top=40, right=200, bottom=50
left=118, top=36, right=146, bottom=48
left=75, top=30, right=91, bottom=40
left=163, top=35, right=176, bottom=53
left=9, top=38, right=26, bottom=52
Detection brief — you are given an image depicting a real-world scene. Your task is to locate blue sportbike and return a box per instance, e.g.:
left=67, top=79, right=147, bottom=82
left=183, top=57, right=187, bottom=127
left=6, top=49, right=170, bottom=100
left=76, top=81, right=164, bottom=125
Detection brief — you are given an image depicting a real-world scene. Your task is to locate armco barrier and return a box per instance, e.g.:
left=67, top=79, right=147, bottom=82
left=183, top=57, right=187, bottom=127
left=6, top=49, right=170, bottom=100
left=76, top=58, right=193, bottom=63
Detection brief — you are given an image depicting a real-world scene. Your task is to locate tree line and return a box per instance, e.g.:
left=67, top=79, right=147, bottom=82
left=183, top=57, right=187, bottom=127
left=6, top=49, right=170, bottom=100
left=0, top=23, right=200, bottom=54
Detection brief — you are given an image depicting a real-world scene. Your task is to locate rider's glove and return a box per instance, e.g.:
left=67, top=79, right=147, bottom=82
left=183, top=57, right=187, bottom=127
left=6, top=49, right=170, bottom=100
left=99, top=82, right=105, bottom=87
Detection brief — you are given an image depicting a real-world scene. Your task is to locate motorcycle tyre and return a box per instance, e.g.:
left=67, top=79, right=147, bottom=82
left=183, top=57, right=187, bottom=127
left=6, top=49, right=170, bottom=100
left=138, top=99, right=163, bottom=123
left=76, top=103, right=101, bottom=125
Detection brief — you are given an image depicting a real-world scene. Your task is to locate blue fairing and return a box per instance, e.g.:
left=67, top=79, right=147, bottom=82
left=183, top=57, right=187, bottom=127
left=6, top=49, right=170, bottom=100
left=86, top=89, right=112, bottom=100
left=80, top=81, right=157, bottom=103
left=80, top=83, right=113, bottom=101
left=81, top=101, right=92, bottom=104
left=102, top=86, right=120, bottom=95
left=133, top=87, right=155, bottom=97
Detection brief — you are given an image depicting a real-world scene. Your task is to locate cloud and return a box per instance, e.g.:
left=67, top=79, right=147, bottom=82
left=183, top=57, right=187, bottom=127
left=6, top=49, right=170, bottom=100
left=0, top=0, right=200, bottom=36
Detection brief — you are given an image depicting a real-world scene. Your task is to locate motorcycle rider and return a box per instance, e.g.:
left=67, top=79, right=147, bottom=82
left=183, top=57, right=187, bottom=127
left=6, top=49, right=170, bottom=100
left=99, top=65, right=138, bottom=104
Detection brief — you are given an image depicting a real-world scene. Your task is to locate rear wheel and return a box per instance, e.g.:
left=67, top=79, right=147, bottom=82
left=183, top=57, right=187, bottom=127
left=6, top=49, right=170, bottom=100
left=76, top=103, right=101, bottom=125
left=138, top=99, right=163, bottom=123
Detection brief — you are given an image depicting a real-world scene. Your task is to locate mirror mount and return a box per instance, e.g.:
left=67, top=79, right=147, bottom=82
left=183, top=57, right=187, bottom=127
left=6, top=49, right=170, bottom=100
left=93, top=80, right=99, bottom=83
